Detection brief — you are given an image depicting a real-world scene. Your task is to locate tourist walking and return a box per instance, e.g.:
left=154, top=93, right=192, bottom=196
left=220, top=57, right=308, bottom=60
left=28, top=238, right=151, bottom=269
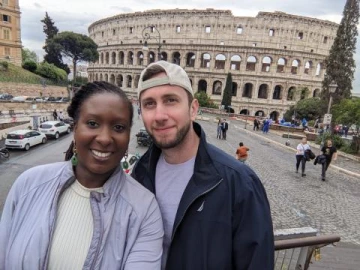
left=217, top=119, right=222, bottom=139
left=52, top=109, right=58, bottom=121
left=236, top=142, right=250, bottom=163
left=221, top=118, right=229, bottom=140
left=321, top=139, right=337, bottom=181
left=296, top=137, right=310, bottom=177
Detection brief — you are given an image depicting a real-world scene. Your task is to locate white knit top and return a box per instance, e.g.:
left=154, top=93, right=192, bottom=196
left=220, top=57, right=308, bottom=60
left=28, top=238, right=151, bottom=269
left=48, top=180, right=104, bottom=269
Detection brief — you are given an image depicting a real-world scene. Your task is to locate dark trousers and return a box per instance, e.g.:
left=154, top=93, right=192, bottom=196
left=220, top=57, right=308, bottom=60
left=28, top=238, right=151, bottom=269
left=296, top=155, right=306, bottom=173
left=321, top=160, right=331, bottom=177
left=222, top=130, right=227, bottom=139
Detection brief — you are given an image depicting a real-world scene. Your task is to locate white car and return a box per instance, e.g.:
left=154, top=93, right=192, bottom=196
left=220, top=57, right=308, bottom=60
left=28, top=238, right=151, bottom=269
left=121, top=154, right=140, bottom=174
left=39, top=121, right=71, bottom=139
left=5, top=130, right=47, bottom=151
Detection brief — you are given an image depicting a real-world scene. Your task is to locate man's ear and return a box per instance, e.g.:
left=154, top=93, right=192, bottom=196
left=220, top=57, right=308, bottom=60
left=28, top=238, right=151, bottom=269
left=190, top=99, right=199, bottom=121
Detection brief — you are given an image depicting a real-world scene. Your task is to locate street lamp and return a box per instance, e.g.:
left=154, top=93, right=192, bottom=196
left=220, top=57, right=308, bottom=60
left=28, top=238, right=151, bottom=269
left=142, top=25, right=162, bottom=61
left=327, top=82, right=337, bottom=114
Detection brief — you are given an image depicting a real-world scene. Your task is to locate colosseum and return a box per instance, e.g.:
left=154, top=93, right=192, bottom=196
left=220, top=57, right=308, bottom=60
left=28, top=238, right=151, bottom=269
left=87, top=8, right=338, bottom=120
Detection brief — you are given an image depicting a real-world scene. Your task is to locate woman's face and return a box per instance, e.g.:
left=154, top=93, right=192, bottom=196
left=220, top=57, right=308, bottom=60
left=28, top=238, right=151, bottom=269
left=73, top=92, right=131, bottom=187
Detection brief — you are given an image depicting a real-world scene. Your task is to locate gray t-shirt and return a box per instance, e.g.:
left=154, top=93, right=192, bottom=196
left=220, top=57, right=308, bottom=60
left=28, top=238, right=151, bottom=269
left=155, top=153, right=196, bottom=269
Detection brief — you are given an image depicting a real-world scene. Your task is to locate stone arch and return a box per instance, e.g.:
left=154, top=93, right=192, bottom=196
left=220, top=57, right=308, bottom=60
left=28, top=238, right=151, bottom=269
left=172, top=51, right=181, bottom=65
left=261, top=56, right=272, bottom=72
left=230, top=55, right=241, bottom=70
left=116, top=74, right=123, bottom=87
left=273, top=85, right=282, bottom=100
left=212, top=80, right=222, bottom=95
left=111, top=52, right=116, bottom=64
left=287, top=86, right=296, bottom=101
left=126, top=75, right=132, bottom=88
left=313, top=88, right=321, bottom=97
left=201, top=53, right=211, bottom=68
left=198, top=79, right=207, bottom=92
left=269, top=111, right=279, bottom=121
left=242, top=83, right=253, bottom=98
left=134, top=75, right=140, bottom=88
left=100, top=73, right=103, bottom=81
left=161, top=52, right=168, bottom=61
left=291, top=59, right=300, bottom=74
left=232, top=82, right=238, bottom=96
left=304, top=61, right=313, bottom=74
left=315, top=63, right=322, bottom=76
left=255, top=110, right=265, bottom=117
left=258, top=84, right=268, bottom=99
left=119, top=51, right=124, bottom=65
left=186, top=52, right=196, bottom=67
left=300, top=88, right=309, bottom=100
left=246, top=56, right=257, bottom=71
left=110, top=74, right=115, bottom=85
left=95, top=73, right=98, bottom=81
left=137, top=51, right=144, bottom=65
left=127, top=51, right=134, bottom=65
left=277, top=58, right=286, bottom=73
left=100, top=52, right=104, bottom=64
left=104, top=73, right=108, bottom=82
left=105, top=52, right=110, bottom=64
left=240, top=109, right=250, bottom=115
left=148, top=51, right=155, bottom=64
left=215, top=54, right=226, bottom=69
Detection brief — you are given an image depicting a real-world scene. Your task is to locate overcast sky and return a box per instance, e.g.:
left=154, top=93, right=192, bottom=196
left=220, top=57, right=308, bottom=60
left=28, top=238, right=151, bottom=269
left=20, top=0, right=360, bottom=93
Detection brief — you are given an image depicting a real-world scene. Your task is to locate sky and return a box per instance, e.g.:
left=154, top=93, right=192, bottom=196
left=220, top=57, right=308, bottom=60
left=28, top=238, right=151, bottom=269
left=20, top=0, right=360, bottom=93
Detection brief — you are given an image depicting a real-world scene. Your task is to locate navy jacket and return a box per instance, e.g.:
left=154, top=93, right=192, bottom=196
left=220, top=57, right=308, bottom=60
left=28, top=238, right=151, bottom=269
left=132, top=122, right=274, bottom=270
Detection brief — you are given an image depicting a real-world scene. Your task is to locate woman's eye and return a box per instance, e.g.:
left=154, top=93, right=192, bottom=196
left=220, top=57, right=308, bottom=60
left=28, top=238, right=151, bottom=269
left=114, top=124, right=125, bottom=132
left=87, top=121, right=98, bottom=128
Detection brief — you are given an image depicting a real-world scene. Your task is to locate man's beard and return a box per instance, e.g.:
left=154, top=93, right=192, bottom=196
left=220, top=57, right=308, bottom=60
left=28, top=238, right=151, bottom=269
left=149, top=121, right=192, bottom=150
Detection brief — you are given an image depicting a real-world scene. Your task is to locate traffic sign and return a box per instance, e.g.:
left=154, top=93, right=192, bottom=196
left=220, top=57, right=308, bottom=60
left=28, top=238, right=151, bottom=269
left=323, top=114, right=332, bottom=125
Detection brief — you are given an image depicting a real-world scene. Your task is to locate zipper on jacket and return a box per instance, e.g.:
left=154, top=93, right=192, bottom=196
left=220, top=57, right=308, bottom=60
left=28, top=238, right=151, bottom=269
left=166, top=179, right=223, bottom=267
left=89, top=195, right=104, bottom=270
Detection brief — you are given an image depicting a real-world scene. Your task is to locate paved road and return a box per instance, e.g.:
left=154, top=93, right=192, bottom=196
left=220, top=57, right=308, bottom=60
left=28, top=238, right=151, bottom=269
left=1, top=111, right=360, bottom=247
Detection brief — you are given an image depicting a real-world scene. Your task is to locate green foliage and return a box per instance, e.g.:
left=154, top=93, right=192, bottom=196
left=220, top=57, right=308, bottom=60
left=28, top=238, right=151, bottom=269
left=221, top=72, right=232, bottom=107
left=299, top=87, right=310, bottom=100
left=0, top=61, right=9, bottom=70
left=36, top=62, right=67, bottom=82
left=315, top=133, right=344, bottom=149
left=194, top=91, right=217, bottom=108
left=72, top=76, right=88, bottom=87
left=51, top=31, right=98, bottom=80
left=322, top=0, right=360, bottom=104
left=22, top=48, right=37, bottom=63
left=22, top=60, right=37, bottom=72
left=331, top=97, right=360, bottom=127
left=283, top=98, right=327, bottom=121
left=41, top=12, right=70, bottom=74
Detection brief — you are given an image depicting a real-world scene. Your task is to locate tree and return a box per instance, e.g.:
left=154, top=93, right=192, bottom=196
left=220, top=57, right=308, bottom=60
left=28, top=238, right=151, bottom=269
left=41, top=12, right=70, bottom=74
left=194, top=91, right=217, bottom=108
left=22, top=48, right=37, bottom=63
left=283, top=98, right=327, bottom=121
left=51, top=31, right=99, bottom=80
left=331, top=97, right=360, bottom=126
left=322, top=0, right=359, bottom=104
left=221, top=73, right=232, bottom=108
left=22, top=60, right=37, bottom=72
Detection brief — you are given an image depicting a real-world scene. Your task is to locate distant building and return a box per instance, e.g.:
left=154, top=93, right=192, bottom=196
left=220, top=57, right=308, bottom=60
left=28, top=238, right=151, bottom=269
left=352, top=92, right=360, bottom=98
left=0, top=0, right=22, bottom=66
left=68, top=64, right=88, bottom=80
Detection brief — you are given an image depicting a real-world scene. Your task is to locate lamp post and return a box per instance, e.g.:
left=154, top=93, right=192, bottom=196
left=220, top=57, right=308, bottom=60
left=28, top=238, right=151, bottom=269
left=327, top=82, right=337, bottom=114
left=142, top=25, right=162, bottom=61
left=321, top=82, right=337, bottom=147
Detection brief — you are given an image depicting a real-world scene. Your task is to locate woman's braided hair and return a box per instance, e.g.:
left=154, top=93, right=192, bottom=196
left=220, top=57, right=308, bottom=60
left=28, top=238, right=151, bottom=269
left=64, top=81, right=133, bottom=161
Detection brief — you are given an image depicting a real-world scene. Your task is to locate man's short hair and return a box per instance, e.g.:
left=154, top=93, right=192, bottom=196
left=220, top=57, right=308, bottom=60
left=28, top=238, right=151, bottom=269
left=137, top=61, right=194, bottom=101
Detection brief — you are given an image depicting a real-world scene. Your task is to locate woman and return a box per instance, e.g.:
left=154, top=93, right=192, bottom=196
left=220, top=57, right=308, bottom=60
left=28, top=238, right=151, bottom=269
left=217, top=119, right=222, bottom=139
left=296, top=137, right=310, bottom=177
left=320, top=139, right=337, bottom=181
left=0, top=81, right=163, bottom=269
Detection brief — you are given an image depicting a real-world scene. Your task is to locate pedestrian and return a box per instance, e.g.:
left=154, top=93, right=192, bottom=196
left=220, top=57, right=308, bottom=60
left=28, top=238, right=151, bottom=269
left=221, top=118, right=229, bottom=139
left=295, top=137, right=310, bottom=177
left=343, top=125, right=349, bottom=138
left=321, top=139, right=337, bottom=181
left=253, top=118, right=259, bottom=131
left=263, top=118, right=270, bottom=134
left=137, top=106, right=141, bottom=119
left=0, top=81, right=163, bottom=269
left=236, top=142, right=250, bottom=163
left=132, top=61, right=274, bottom=270
left=217, top=118, right=222, bottom=139
left=52, top=109, right=58, bottom=120
left=58, top=111, right=64, bottom=121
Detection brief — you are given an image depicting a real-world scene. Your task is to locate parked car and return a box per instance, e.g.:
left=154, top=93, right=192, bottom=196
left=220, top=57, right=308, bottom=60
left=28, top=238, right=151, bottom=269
left=63, top=118, right=74, bottom=130
left=46, top=97, right=57, bottom=102
left=56, top=97, right=70, bottom=103
left=25, top=97, right=37, bottom=103
left=11, top=96, right=27, bottom=102
left=121, top=154, right=140, bottom=174
left=136, top=127, right=152, bottom=147
left=5, top=130, right=47, bottom=151
left=35, top=97, right=44, bottom=102
left=39, top=121, right=71, bottom=139
left=0, top=93, right=13, bottom=100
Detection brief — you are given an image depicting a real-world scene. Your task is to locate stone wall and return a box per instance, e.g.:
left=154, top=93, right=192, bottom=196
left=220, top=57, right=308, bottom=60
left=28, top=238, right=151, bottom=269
left=0, top=82, right=68, bottom=97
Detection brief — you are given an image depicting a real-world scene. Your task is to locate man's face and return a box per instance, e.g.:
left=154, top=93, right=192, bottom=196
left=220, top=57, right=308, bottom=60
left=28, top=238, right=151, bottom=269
left=140, top=76, right=198, bottom=150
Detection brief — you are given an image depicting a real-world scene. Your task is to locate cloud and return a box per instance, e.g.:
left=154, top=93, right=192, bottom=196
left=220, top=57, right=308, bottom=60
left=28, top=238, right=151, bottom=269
left=109, top=6, right=133, bottom=13
left=34, top=3, right=42, bottom=9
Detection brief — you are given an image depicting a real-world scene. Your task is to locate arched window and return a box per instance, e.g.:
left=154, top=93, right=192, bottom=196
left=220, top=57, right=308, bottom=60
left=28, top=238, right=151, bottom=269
left=127, top=51, right=134, bottom=65
left=200, top=53, right=211, bottom=68
left=119, top=51, right=124, bottom=65
left=313, top=88, right=320, bottom=97
left=287, top=87, right=296, bottom=101
left=111, top=52, right=116, bottom=65
left=269, top=111, right=279, bottom=121
left=161, top=52, right=168, bottom=61
left=212, top=81, right=222, bottom=95
left=110, top=74, right=115, bottom=84
left=277, top=58, right=286, bottom=73
left=186, top=52, right=196, bottom=67
left=148, top=51, right=155, bottom=64
left=242, top=83, right=253, bottom=98
left=315, top=63, right=322, bottom=76
left=304, top=61, right=312, bottom=75
left=215, top=54, right=226, bottom=69
left=172, top=52, right=181, bottom=65
left=126, top=75, right=132, bottom=88
left=261, top=56, right=272, bottom=72
left=273, top=85, right=282, bottom=100
left=198, top=80, right=207, bottom=92
left=105, top=52, right=109, bottom=64
left=116, top=75, right=123, bottom=87
left=104, top=74, right=108, bottom=82
left=291, top=60, right=300, bottom=74
left=100, top=53, right=104, bottom=64
left=137, top=51, right=144, bottom=65
left=258, top=84, right=268, bottom=99
left=230, top=55, right=241, bottom=70
left=134, top=75, right=140, bottom=88
left=246, top=56, right=257, bottom=71
left=232, top=82, right=237, bottom=96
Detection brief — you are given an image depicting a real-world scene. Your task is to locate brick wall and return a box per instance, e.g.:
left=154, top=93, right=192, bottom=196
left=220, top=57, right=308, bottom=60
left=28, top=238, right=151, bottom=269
left=0, top=82, right=68, bottom=97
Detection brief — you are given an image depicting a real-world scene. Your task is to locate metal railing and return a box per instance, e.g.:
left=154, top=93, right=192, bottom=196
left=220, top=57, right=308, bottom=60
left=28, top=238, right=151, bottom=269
left=274, top=235, right=341, bottom=270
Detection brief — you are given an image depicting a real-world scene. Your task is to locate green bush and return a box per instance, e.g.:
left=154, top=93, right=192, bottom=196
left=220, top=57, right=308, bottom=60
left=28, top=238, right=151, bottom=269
left=340, top=142, right=358, bottom=154
left=315, top=133, right=344, bottom=149
left=194, top=91, right=218, bottom=109
left=22, top=60, right=37, bottom=72
left=36, top=62, right=67, bottom=82
left=0, top=61, right=9, bottom=70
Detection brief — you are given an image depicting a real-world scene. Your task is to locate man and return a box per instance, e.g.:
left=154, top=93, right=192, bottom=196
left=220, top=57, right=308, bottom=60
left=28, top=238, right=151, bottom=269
left=132, top=61, right=274, bottom=270
left=221, top=118, right=229, bottom=139
left=236, top=142, right=250, bottom=163
left=321, top=139, right=337, bottom=181
left=52, top=109, right=58, bottom=121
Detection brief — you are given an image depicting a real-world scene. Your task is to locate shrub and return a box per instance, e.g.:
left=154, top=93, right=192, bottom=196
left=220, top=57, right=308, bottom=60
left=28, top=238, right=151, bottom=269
left=0, top=61, right=9, bottom=70
left=22, top=60, right=37, bottom=72
left=36, top=62, right=67, bottom=82
left=315, top=133, right=344, bottom=149
left=194, top=91, right=218, bottom=109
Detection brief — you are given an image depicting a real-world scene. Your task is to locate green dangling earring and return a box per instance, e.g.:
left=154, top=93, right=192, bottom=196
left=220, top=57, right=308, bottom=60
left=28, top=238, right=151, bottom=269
left=71, top=142, right=78, bottom=166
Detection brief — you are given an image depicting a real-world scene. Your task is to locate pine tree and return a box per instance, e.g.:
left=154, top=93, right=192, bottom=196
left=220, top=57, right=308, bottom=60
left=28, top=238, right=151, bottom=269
left=221, top=72, right=233, bottom=109
left=41, top=12, right=70, bottom=74
left=322, top=0, right=359, bottom=104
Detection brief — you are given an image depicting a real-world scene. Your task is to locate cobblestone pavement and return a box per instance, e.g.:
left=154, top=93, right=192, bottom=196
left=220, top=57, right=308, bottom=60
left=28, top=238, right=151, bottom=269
left=194, top=118, right=360, bottom=245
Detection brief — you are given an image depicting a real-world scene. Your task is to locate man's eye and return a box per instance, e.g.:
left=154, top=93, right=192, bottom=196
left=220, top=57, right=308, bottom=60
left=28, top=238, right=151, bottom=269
left=165, top=98, right=177, bottom=103
left=143, top=101, right=155, bottom=108
left=87, top=121, right=98, bottom=127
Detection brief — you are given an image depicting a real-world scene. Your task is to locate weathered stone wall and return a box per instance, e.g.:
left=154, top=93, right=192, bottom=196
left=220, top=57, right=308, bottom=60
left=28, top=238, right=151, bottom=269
left=0, top=82, right=68, bottom=97
left=87, top=9, right=339, bottom=120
